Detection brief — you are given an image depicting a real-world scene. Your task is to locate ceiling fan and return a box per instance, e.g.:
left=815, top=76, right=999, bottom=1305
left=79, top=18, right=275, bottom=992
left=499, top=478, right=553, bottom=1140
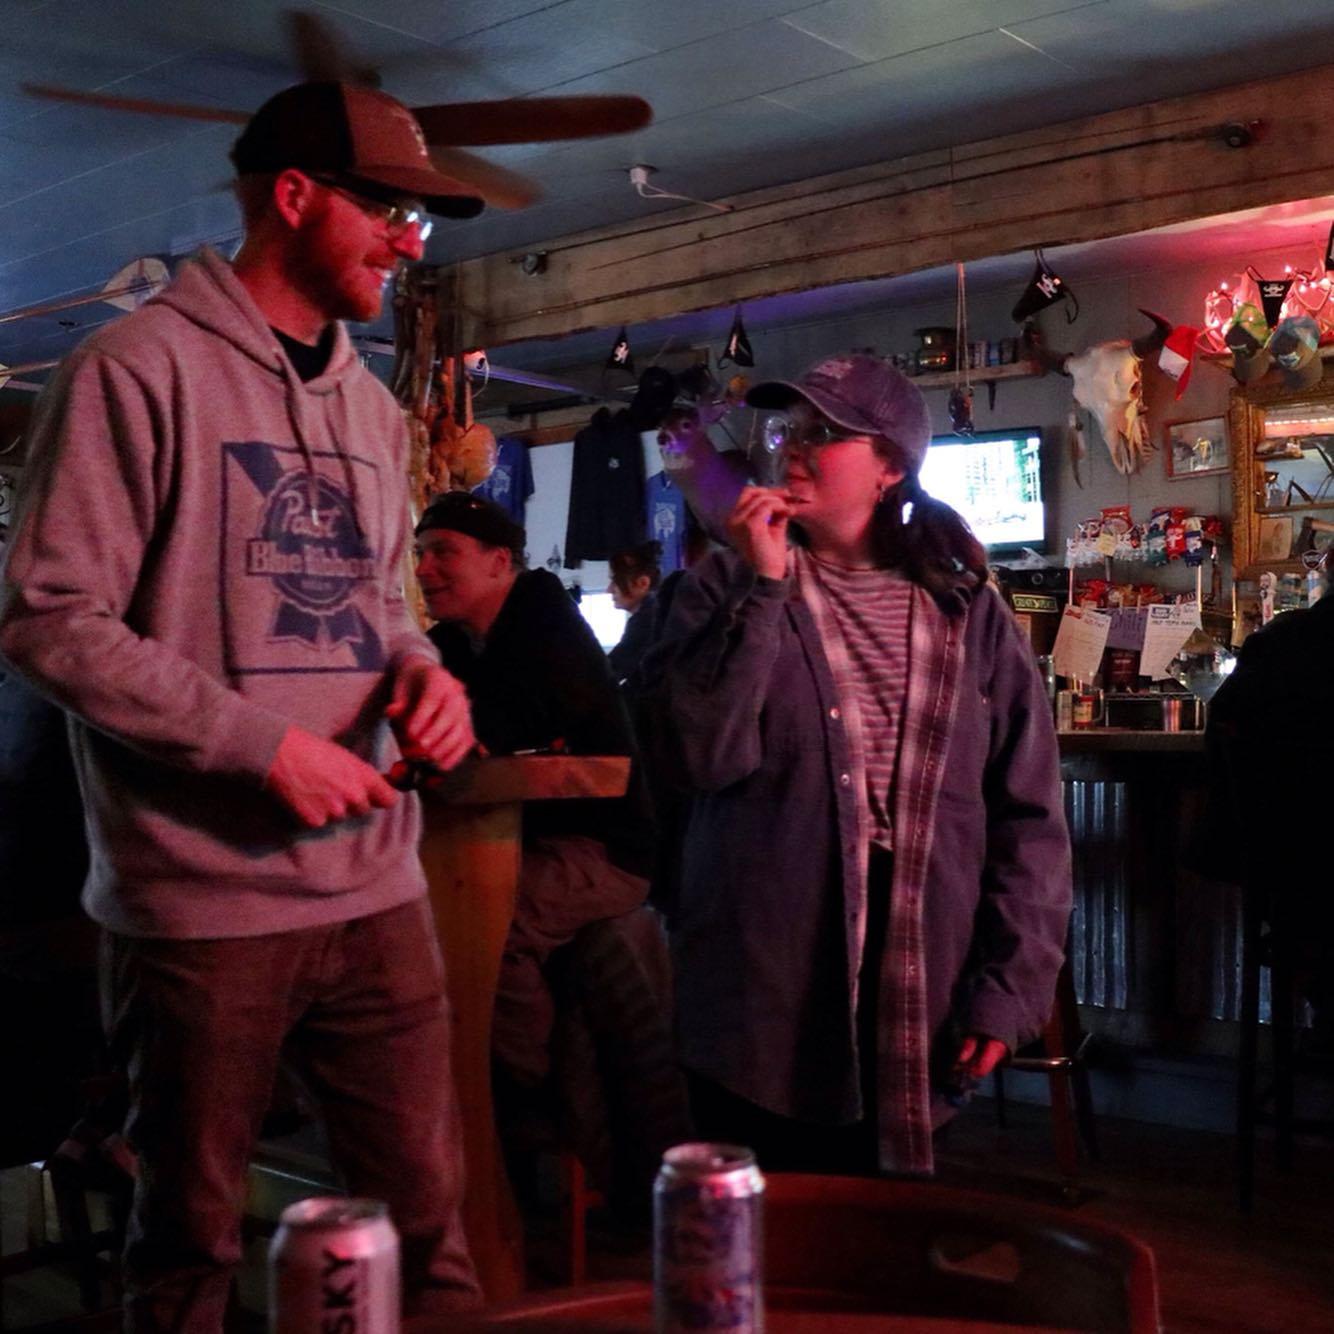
left=22, top=9, right=652, bottom=211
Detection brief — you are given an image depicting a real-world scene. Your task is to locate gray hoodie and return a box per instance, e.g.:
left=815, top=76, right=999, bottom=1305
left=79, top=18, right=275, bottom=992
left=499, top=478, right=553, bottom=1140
left=0, top=248, right=437, bottom=938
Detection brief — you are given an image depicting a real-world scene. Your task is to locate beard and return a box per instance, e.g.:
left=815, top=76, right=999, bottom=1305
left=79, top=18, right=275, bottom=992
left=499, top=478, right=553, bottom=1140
left=288, top=220, right=395, bottom=325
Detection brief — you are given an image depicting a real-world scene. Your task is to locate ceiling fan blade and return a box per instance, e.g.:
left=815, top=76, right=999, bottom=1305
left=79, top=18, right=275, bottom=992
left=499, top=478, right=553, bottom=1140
left=428, top=146, right=541, bottom=211
left=22, top=83, right=250, bottom=124
left=284, top=9, right=380, bottom=87
left=413, top=95, right=651, bottom=146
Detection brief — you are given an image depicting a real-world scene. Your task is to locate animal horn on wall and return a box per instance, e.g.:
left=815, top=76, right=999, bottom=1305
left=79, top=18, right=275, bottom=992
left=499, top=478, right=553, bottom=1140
left=1021, top=323, right=1071, bottom=376
left=1130, top=309, right=1174, bottom=358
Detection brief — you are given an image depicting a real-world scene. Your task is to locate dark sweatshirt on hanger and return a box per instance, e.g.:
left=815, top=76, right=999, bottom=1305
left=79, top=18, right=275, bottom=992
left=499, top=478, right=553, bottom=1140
left=564, top=408, right=646, bottom=566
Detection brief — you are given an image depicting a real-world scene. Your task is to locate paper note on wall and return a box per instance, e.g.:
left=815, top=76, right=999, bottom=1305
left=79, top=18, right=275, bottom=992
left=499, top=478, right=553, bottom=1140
left=1138, top=604, right=1200, bottom=680
left=1051, top=605, right=1111, bottom=682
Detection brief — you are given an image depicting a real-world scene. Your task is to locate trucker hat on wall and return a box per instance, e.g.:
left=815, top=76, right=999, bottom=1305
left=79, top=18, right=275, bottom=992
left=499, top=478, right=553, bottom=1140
left=1270, top=315, right=1323, bottom=392
left=231, top=81, right=485, bottom=219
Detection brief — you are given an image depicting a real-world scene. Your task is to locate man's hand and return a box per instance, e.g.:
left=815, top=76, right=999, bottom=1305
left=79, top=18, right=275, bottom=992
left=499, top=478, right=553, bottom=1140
left=726, top=486, right=793, bottom=581
left=265, top=726, right=400, bottom=829
left=385, top=658, right=476, bottom=771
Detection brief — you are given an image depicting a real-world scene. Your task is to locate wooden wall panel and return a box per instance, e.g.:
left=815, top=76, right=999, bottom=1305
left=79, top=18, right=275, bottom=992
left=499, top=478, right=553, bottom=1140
left=455, top=63, right=1334, bottom=350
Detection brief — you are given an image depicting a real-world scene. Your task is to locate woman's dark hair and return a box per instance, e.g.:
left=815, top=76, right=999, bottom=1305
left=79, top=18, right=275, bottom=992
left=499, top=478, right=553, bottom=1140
left=869, top=439, right=989, bottom=597
left=609, top=541, right=663, bottom=593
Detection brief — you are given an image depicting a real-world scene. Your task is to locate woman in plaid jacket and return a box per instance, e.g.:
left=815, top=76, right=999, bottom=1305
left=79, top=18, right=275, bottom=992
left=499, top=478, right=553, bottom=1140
left=649, top=354, right=1071, bottom=1175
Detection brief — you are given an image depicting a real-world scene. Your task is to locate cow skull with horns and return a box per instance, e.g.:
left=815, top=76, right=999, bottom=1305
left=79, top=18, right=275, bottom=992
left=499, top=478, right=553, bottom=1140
left=1034, top=311, right=1173, bottom=476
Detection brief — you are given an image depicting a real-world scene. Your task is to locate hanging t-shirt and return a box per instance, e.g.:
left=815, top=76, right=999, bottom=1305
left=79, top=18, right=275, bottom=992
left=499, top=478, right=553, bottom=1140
left=645, top=471, right=689, bottom=574
left=564, top=408, right=646, bottom=566
left=473, top=436, right=534, bottom=525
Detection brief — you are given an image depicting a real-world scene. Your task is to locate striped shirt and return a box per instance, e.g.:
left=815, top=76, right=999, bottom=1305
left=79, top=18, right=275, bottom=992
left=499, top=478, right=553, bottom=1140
left=806, top=555, right=913, bottom=849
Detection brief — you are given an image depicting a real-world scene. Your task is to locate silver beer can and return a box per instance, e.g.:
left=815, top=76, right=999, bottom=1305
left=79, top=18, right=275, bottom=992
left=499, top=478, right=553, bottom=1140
left=653, top=1142, right=765, bottom=1333
left=269, top=1196, right=400, bottom=1334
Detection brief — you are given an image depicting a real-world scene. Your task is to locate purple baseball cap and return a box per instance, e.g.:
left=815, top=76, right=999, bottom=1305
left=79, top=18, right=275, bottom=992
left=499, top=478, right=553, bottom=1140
left=746, top=353, right=932, bottom=472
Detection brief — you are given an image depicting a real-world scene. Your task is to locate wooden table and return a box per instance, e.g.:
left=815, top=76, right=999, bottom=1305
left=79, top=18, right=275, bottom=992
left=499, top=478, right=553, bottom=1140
left=418, top=755, right=631, bottom=1303
left=449, top=1281, right=1076, bottom=1332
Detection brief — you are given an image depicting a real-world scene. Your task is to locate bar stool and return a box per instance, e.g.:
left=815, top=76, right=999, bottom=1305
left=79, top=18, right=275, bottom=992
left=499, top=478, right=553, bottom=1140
left=992, top=957, right=1100, bottom=1186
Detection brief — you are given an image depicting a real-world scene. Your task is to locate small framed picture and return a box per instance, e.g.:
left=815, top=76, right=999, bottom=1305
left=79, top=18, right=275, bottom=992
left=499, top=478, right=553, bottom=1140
left=1165, top=416, right=1229, bottom=478
left=1256, top=514, right=1295, bottom=563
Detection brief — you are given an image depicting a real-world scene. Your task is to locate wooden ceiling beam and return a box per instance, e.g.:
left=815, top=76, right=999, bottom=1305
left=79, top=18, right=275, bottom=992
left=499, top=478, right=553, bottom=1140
left=454, top=62, right=1334, bottom=350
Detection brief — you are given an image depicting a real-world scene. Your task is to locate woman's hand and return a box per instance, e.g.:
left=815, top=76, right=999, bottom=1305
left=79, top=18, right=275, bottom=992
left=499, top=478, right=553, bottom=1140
left=726, top=485, right=793, bottom=581
left=955, top=1034, right=1009, bottom=1081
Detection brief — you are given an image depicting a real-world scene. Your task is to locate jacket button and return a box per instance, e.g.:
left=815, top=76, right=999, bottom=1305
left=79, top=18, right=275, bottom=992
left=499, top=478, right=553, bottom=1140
left=829, top=706, right=841, bottom=721
left=839, top=772, right=852, bottom=787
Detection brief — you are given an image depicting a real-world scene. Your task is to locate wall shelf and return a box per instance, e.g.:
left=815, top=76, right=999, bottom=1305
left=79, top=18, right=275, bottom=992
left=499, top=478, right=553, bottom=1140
left=908, top=361, right=1046, bottom=389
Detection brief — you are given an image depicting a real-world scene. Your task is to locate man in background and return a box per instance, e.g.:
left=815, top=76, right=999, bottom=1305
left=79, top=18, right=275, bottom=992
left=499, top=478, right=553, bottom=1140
left=0, top=82, right=486, bottom=1330
left=414, top=492, right=653, bottom=1085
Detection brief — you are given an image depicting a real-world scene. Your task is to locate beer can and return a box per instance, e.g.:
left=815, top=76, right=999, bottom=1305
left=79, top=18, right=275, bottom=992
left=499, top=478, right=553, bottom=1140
left=269, top=1197, right=400, bottom=1334
left=653, top=1142, right=765, bottom=1334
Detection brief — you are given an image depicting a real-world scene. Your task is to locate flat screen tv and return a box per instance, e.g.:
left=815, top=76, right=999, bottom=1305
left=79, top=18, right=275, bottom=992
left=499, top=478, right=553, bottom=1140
left=918, top=427, right=1046, bottom=554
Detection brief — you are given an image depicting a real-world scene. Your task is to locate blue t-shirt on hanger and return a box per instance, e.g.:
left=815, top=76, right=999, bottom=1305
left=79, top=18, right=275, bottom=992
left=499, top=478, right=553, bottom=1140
left=645, top=470, right=688, bottom=573
left=473, top=436, right=534, bottom=525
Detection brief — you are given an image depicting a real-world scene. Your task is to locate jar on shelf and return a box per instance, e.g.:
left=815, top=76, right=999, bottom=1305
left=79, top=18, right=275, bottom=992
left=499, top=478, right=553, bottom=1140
left=913, top=326, right=956, bottom=373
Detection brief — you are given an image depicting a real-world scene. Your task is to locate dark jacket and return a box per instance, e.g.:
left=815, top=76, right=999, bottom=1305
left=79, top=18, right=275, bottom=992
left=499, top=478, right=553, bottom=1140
left=1200, top=598, right=1334, bottom=925
left=429, top=569, right=653, bottom=875
left=564, top=408, right=647, bottom=565
left=645, top=550, right=1070, bottom=1129
left=608, top=597, right=657, bottom=689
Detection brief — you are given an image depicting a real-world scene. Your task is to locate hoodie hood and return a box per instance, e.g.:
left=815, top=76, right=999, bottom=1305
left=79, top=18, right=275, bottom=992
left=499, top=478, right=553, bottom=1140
left=155, top=247, right=361, bottom=391
left=157, top=247, right=370, bottom=535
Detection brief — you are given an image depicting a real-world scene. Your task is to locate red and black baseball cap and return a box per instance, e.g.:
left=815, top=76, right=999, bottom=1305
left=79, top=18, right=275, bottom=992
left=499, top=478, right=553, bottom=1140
left=231, top=81, right=485, bottom=219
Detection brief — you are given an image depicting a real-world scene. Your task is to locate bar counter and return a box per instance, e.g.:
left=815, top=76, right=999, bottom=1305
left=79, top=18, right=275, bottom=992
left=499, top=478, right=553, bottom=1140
left=1058, top=727, right=1206, bottom=753
left=1054, top=723, right=1239, bottom=1056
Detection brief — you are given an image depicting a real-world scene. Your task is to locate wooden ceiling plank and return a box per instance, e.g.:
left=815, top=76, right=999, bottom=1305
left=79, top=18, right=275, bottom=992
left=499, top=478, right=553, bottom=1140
left=454, top=61, right=1334, bottom=350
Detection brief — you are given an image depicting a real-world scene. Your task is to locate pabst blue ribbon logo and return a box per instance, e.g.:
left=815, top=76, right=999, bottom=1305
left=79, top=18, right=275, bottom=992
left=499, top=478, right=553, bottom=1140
left=225, top=441, right=385, bottom=671
left=248, top=469, right=375, bottom=647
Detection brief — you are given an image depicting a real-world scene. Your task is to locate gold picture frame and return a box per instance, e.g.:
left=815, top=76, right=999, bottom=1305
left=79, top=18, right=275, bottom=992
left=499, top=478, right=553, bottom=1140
left=1256, top=514, right=1294, bottom=564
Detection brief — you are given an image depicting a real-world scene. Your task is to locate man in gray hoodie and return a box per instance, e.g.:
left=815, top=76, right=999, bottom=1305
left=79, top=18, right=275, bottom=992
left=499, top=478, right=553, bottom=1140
left=0, top=83, right=489, bottom=1330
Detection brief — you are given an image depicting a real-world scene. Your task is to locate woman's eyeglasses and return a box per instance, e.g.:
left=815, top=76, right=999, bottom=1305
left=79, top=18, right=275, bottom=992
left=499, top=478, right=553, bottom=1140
left=311, top=176, right=434, bottom=242
left=759, top=412, right=863, bottom=456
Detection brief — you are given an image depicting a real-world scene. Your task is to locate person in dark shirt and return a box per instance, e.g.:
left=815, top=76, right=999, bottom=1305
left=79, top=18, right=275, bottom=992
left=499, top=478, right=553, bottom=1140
left=414, top=493, right=653, bottom=1087
left=607, top=541, right=662, bottom=688
left=1202, top=590, right=1334, bottom=1025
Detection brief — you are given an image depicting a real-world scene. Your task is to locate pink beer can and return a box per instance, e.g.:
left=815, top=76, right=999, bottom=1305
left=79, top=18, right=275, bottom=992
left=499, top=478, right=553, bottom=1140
left=269, top=1197, right=400, bottom=1334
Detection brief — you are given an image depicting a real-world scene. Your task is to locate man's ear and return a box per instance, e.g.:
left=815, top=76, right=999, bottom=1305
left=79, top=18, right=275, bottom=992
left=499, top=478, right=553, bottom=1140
left=272, top=169, right=320, bottom=231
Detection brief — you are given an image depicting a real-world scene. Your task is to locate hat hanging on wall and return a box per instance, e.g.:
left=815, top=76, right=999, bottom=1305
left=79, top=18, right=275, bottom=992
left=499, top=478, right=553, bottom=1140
left=1158, top=325, right=1201, bottom=399
left=1225, top=304, right=1272, bottom=384
left=605, top=326, right=635, bottom=374
left=717, top=306, right=755, bottom=367
left=1270, top=315, right=1323, bottom=391
left=1011, top=249, right=1079, bottom=324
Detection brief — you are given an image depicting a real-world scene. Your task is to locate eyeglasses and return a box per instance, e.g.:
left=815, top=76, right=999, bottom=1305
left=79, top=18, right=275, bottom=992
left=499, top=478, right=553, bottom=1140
left=310, top=176, right=434, bottom=242
left=759, top=411, right=864, bottom=456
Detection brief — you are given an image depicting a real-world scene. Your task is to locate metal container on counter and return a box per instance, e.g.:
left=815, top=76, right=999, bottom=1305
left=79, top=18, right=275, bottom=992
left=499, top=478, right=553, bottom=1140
left=1161, top=696, right=1204, bottom=732
left=269, top=1197, right=400, bottom=1334
left=654, top=1143, right=765, bottom=1334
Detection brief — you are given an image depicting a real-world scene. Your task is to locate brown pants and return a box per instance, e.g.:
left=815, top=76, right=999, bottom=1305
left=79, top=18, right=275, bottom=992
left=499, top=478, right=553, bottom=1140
left=101, top=897, right=480, bottom=1333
